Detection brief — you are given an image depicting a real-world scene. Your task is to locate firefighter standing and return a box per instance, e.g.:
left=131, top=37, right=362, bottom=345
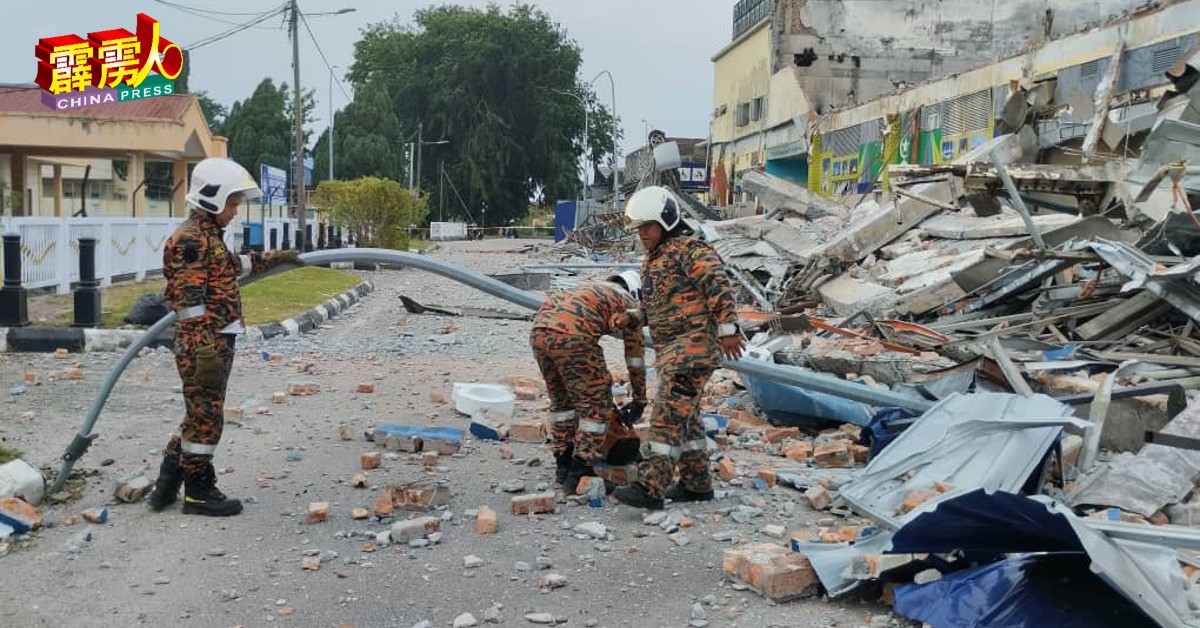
left=146, top=158, right=301, bottom=517
left=609, top=186, right=744, bottom=510
left=530, top=271, right=648, bottom=492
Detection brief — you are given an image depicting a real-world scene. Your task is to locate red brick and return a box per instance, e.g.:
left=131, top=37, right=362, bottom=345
left=850, top=444, right=870, bottom=464
left=113, top=475, right=153, bottom=503
left=804, top=485, right=831, bottom=510
left=511, top=492, right=556, bottom=515
left=756, top=467, right=777, bottom=487
left=576, top=476, right=595, bottom=496
left=374, top=487, right=395, bottom=517
left=66, top=367, right=84, bottom=380
left=813, top=441, right=852, bottom=468
left=351, top=507, right=369, bottom=520
left=307, top=502, right=331, bottom=523
left=717, top=457, right=737, bottom=481
left=361, top=451, right=382, bottom=470
left=351, top=473, right=367, bottom=488
left=512, top=384, right=539, bottom=401
left=900, top=489, right=935, bottom=514
left=288, top=382, right=319, bottom=396
left=338, top=425, right=354, bottom=441
left=722, top=543, right=821, bottom=602
left=429, top=389, right=447, bottom=404
left=726, top=419, right=747, bottom=435
left=783, top=441, right=813, bottom=463
left=272, top=392, right=287, bottom=404
left=394, top=483, right=451, bottom=510
left=475, top=505, right=498, bottom=534
left=763, top=427, right=800, bottom=444
left=224, top=406, right=244, bottom=421
left=507, top=421, right=545, bottom=443
left=54, top=348, right=68, bottom=358
left=301, top=556, right=321, bottom=571
left=355, top=381, right=375, bottom=394
left=22, top=373, right=37, bottom=385
left=835, top=526, right=861, bottom=542
left=422, top=451, right=439, bottom=469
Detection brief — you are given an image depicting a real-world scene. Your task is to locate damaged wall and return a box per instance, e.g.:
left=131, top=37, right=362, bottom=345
left=777, top=0, right=1185, bottom=110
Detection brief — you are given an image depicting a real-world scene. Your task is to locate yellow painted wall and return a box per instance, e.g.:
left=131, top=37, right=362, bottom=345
left=711, top=20, right=771, bottom=146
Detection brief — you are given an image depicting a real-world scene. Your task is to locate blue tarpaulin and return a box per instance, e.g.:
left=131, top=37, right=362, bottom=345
left=741, top=371, right=872, bottom=427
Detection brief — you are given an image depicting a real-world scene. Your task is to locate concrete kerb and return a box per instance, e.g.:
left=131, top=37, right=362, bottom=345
left=0, top=279, right=375, bottom=353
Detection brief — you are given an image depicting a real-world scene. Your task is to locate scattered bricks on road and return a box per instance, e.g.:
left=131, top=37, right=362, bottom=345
left=850, top=445, right=870, bottom=465
left=813, top=441, right=852, bottom=468
left=389, top=516, right=441, bottom=543
left=301, top=556, right=321, bottom=571
left=422, top=451, right=439, bottom=469
left=511, top=492, right=556, bottom=515
left=272, top=392, right=287, bottom=404
left=0, top=498, right=42, bottom=532
left=717, top=457, right=737, bottom=481
left=722, top=543, right=821, bottom=602
left=726, top=419, right=746, bottom=435
left=351, top=473, right=368, bottom=488
left=66, top=367, right=84, bottom=380
left=804, top=485, right=832, bottom=511
left=836, top=526, right=861, bottom=542
left=507, top=420, right=545, bottom=443
left=374, top=487, right=395, bottom=517
left=54, top=348, right=68, bottom=358
left=81, top=507, right=107, bottom=524
left=351, top=507, right=369, bottom=520
left=430, top=439, right=461, bottom=456
left=475, top=505, right=498, bottom=534
left=756, top=467, right=777, bottom=487
left=23, top=373, right=37, bottom=385
left=900, top=489, right=936, bottom=514
left=429, top=389, right=447, bottom=404
left=393, top=481, right=452, bottom=510
left=783, top=441, right=813, bottom=462
left=385, top=434, right=423, bottom=453
left=307, top=502, right=331, bottom=523
left=224, top=406, right=244, bottom=422
left=288, top=382, right=320, bottom=396
left=512, top=384, right=539, bottom=401
left=355, top=382, right=375, bottom=394
left=113, top=474, right=153, bottom=503
left=763, top=427, right=800, bottom=444
left=338, top=425, right=354, bottom=441
left=361, top=452, right=382, bottom=470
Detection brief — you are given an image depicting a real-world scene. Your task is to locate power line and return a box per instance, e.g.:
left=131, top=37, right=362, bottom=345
left=299, top=10, right=352, bottom=103
left=149, top=0, right=282, bottom=29
left=152, top=0, right=285, bottom=17
left=187, top=5, right=288, bottom=50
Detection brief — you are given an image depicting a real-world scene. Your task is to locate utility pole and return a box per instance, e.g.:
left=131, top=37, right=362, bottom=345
left=415, top=121, right=423, bottom=197
left=290, top=0, right=307, bottom=251
left=438, top=159, right=444, bottom=222
left=329, top=65, right=337, bottom=181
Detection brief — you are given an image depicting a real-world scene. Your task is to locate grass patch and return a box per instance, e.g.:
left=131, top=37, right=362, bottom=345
left=48, top=278, right=166, bottom=328
left=241, top=266, right=362, bottom=326
left=0, top=444, right=21, bottom=465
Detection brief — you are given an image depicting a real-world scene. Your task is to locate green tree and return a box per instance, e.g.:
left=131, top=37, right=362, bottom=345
left=312, top=177, right=426, bottom=249
left=222, top=78, right=316, bottom=184
left=195, top=91, right=227, bottom=136
left=312, top=77, right=406, bottom=185
left=347, top=3, right=617, bottom=225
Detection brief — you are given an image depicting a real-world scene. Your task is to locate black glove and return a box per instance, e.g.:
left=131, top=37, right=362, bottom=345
left=618, top=400, right=646, bottom=427
left=276, top=250, right=305, bottom=266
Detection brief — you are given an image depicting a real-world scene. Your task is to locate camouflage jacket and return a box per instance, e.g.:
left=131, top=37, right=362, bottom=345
left=632, top=236, right=738, bottom=368
left=532, top=282, right=647, bottom=401
left=163, top=212, right=286, bottom=341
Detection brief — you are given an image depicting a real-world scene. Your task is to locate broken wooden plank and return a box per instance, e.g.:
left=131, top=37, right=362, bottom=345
left=1091, top=351, right=1200, bottom=368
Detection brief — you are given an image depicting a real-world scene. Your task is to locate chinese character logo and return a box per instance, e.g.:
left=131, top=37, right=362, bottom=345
left=35, top=14, right=184, bottom=110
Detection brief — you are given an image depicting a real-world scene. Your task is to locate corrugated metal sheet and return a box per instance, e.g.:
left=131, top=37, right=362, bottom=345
left=0, top=85, right=192, bottom=121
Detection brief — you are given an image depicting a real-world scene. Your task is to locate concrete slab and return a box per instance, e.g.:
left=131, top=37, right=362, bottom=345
left=816, top=274, right=896, bottom=317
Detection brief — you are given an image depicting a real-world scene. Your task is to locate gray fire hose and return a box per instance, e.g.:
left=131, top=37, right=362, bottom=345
left=50, top=248, right=929, bottom=494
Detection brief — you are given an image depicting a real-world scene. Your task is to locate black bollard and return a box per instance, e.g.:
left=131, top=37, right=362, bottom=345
left=304, top=224, right=313, bottom=252
left=269, top=227, right=278, bottom=251
left=0, top=233, right=28, bottom=327
left=73, top=237, right=101, bottom=328
left=241, top=224, right=252, bottom=254
left=282, top=223, right=291, bottom=250
left=317, top=224, right=327, bottom=250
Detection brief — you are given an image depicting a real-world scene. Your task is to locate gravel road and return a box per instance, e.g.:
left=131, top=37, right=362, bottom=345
left=0, top=238, right=894, bottom=628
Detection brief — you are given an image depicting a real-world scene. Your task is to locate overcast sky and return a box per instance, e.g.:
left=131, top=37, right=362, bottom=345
left=4, top=0, right=734, bottom=156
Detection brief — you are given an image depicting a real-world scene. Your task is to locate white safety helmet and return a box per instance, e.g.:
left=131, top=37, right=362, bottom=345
left=623, top=185, right=682, bottom=232
left=185, top=158, right=262, bottom=214
left=607, top=270, right=642, bottom=300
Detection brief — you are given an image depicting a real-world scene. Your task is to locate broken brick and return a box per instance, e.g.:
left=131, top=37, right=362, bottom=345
left=22, top=373, right=37, bottom=385
left=422, top=451, right=439, bottom=469
left=429, top=390, right=447, bottom=404
left=783, top=441, right=813, bottom=463
left=836, top=526, right=861, bottom=542
left=900, top=489, right=936, bottom=514
left=475, top=505, right=498, bottom=534
left=361, top=451, right=382, bottom=470
left=384, top=434, right=423, bottom=453
left=351, top=473, right=367, bottom=488
left=113, top=474, right=153, bottom=503
left=511, top=492, right=556, bottom=515
left=507, top=420, right=545, bottom=443
left=756, top=467, right=777, bottom=487
left=389, top=516, right=441, bottom=543
left=351, top=507, right=369, bottom=520
left=763, top=427, right=800, bottom=444
left=301, top=556, right=321, bottom=571
left=224, top=406, right=244, bottom=421
left=306, top=502, right=330, bottom=523
left=576, top=476, right=595, bottom=496
left=933, top=481, right=952, bottom=494
left=288, top=382, right=319, bottom=396
left=512, top=384, right=539, bottom=401
left=718, top=457, right=737, bottom=482
left=722, top=543, right=821, bottom=602
left=430, top=439, right=461, bottom=456
left=374, top=488, right=395, bottom=517
left=66, top=367, right=84, bottom=380
left=850, top=445, right=870, bottom=465
left=392, top=481, right=452, bottom=510
left=338, top=425, right=354, bottom=441
left=813, top=441, right=852, bottom=468
left=355, top=382, right=375, bottom=394
left=54, top=348, right=69, bottom=358
left=272, top=392, right=287, bottom=404
left=804, top=485, right=831, bottom=511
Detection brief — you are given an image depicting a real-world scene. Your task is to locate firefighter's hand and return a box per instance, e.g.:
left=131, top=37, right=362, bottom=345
left=619, top=400, right=646, bottom=426
left=720, top=334, right=746, bottom=361
left=193, top=342, right=224, bottom=388
left=609, top=312, right=635, bottom=330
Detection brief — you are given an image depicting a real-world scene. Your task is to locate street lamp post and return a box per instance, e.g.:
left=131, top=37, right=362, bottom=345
left=589, top=70, right=618, bottom=206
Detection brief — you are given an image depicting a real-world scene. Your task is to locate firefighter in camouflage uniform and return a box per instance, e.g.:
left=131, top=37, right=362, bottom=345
left=146, top=158, right=302, bottom=517
left=530, top=271, right=648, bottom=492
left=609, top=186, right=744, bottom=510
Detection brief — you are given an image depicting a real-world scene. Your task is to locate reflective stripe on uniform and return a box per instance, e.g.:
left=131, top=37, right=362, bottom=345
left=238, top=255, right=253, bottom=278
left=647, top=441, right=680, bottom=459
left=717, top=323, right=738, bottom=337
left=548, top=410, right=576, bottom=423
left=177, top=304, right=206, bottom=320
left=180, top=440, right=217, bottom=455
left=626, top=357, right=645, bottom=369
left=579, top=420, right=607, bottom=434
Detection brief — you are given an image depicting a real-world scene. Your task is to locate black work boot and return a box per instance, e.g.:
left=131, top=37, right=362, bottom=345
left=146, top=455, right=183, bottom=511
left=562, top=456, right=595, bottom=495
left=665, top=482, right=714, bottom=503
left=612, top=484, right=664, bottom=510
left=553, top=444, right=574, bottom=487
left=182, top=464, right=243, bottom=517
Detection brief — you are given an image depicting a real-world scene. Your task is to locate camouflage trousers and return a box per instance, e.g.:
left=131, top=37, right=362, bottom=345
left=634, top=360, right=715, bottom=500
left=529, top=329, right=623, bottom=463
left=165, top=332, right=236, bottom=475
